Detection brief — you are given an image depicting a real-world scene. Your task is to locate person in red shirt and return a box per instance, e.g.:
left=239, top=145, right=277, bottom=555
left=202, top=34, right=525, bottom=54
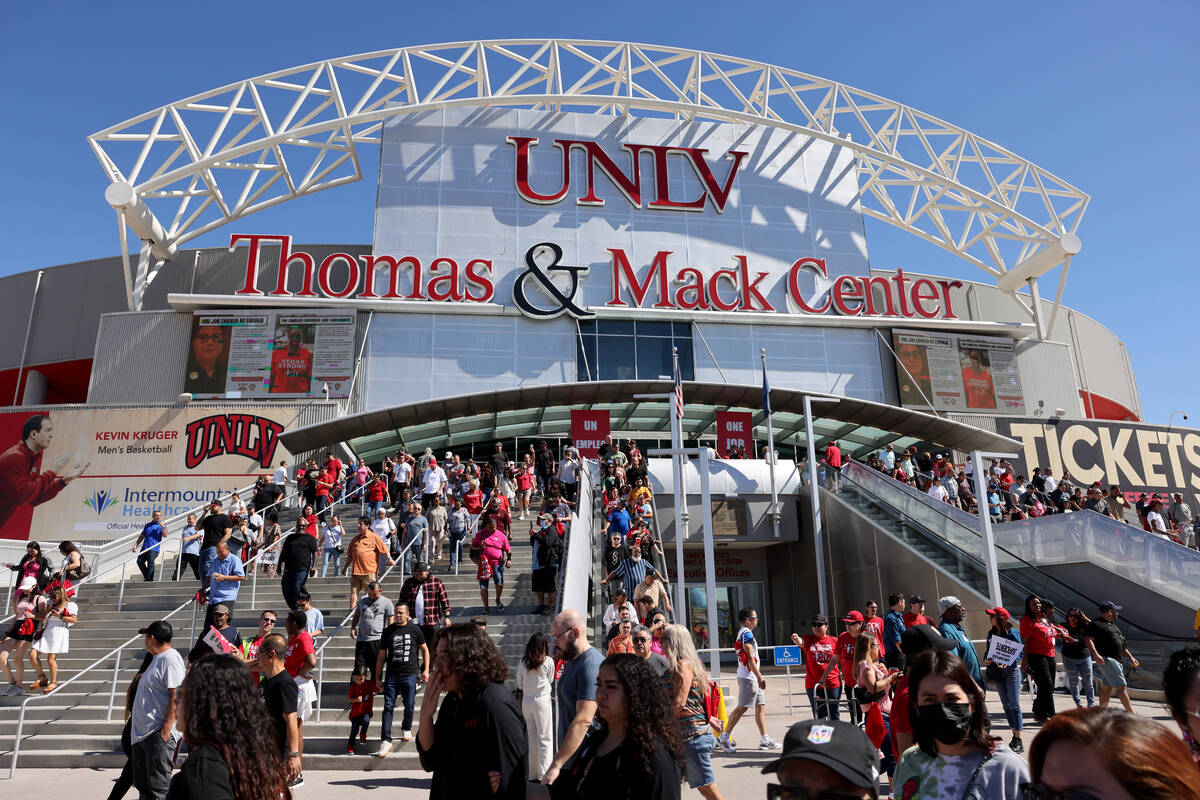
left=296, top=504, right=319, bottom=539
left=961, top=350, right=996, bottom=409
left=346, top=664, right=375, bottom=754
left=862, top=600, right=885, bottom=653
left=824, top=440, right=843, bottom=492
left=270, top=327, right=314, bottom=394
left=817, top=610, right=866, bottom=725
left=281, top=610, right=317, bottom=771
left=902, top=595, right=932, bottom=628
left=1020, top=595, right=1058, bottom=722
left=792, top=615, right=842, bottom=720
left=314, top=468, right=336, bottom=522
left=0, top=415, right=87, bottom=530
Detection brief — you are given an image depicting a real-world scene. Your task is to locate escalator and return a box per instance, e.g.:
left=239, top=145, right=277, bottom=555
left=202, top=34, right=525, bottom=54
left=829, top=461, right=1197, bottom=688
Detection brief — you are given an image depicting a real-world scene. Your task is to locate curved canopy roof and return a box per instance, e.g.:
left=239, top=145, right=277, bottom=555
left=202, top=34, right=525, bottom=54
left=279, top=380, right=1018, bottom=463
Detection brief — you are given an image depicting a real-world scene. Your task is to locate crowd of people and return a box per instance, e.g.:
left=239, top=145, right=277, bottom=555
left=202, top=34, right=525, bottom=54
left=849, top=443, right=1200, bottom=546
left=0, top=540, right=83, bottom=695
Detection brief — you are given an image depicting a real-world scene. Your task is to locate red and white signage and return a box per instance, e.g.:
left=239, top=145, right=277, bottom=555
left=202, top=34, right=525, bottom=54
left=570, top=410, right=610, bottom=459
left=716, top=411, right=753, bottom=458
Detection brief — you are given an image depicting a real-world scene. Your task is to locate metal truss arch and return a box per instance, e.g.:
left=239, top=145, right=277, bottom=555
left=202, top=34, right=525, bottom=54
left=90, top=39, right=1089, bottom=304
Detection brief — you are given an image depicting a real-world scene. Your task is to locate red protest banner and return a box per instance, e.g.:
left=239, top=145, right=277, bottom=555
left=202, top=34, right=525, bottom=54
left=570, top=410, right=610, bottom=458
left=715, top=410, right=753, bottom=458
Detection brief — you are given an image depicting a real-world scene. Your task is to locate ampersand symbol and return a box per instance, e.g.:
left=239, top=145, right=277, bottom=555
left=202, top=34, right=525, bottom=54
left=512, top=242, right=594, bottom=319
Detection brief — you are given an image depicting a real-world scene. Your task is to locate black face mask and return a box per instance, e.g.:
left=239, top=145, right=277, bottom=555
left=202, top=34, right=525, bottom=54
left=916, top=702, right=973, bottom=745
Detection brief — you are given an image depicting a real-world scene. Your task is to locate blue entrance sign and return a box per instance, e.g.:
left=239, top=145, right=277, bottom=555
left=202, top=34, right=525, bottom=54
left=773, top=645, right=804, bottom=666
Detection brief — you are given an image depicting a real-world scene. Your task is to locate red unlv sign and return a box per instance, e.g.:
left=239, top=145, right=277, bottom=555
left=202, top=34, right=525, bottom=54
left=571, top=410, right=610, bottom=459
left=716, top=411, right=753, bottom=458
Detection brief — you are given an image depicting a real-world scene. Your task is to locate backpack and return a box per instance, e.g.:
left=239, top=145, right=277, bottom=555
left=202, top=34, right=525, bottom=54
left=546, top=531, right=564, bottom=567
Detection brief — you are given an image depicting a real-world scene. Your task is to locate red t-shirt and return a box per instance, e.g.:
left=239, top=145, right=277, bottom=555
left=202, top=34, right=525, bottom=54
left=349, top=681, right=375, bottom=717
left=802, top=634, right=841, bottom=689
left=367, top=481, right=386, bottom=502
left=270, top=347, right=313, bottom=394
left=835, top=632, right=858, bottom=680
left=961, top=367, right=996, bottom=409
left=285, top=631, right=315, bottom=677
left=902, top=612, right=932, bottom=628
left=314, top=469, right=336, bottom=498
left=864, top=616, right=885, bottom=652
left=890, top=675, right=911, bottom=755
left=825, top=444, right=842, bottom=468
left=1020, top=617, right=1056, bottom=657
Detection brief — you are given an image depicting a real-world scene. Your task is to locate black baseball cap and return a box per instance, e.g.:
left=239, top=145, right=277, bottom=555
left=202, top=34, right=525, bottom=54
left=812, top=614, right=829, bottom=626
left=414, top=561, right=430, bottom=573
left=1098, top=601, right=1122, bottom=613
left=762, top=719, right=879, bottom=791
left=138, top=620, right=173, bottom=643
left=909, top=594, right=925, bottom=604
left=899, top=624, right=956, bottom=657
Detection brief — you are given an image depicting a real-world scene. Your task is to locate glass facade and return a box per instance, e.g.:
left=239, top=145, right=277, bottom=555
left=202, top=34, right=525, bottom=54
left=576, top=320, right=694, bottom=382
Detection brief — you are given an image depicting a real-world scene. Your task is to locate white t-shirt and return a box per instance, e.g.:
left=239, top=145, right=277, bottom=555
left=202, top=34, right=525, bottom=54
left=1147, top=510, right=1169, bottom=538
left=1043, top=475, right=1059, bottom=493
left=927, top=483, right=948, bottom=502
left=273, top=467, right=288, bottom=485
left=413, top=583, right=425, bottom=621
left=735, top=625, right=758, bottom=679
left=373, top=517, right=397, bottom=540
left=392, top=461, right=406, bottom=481
left=322, top=524, right=343, bottom=549
left=422, top=467, right=447, bottom=495
left=558, top=458, right=579, bottom=484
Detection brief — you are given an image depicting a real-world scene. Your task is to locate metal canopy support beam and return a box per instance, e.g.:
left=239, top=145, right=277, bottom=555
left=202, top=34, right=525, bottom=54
left=972, top=449, right=1017, bottom=608
left=803, top=396, right=829, bottom=618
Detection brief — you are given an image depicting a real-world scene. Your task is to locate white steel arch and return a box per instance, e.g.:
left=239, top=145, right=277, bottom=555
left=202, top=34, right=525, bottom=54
left=91, top=39, right=1088, bottom=320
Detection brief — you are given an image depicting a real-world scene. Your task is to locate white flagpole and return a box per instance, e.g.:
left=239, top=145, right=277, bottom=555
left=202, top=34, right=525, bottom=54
left=762, top=348, right=780, bottom=539
left=671, top=348, right=687, bottom=618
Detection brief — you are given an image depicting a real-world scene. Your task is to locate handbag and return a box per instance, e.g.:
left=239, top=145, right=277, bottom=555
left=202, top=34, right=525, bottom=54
left=702, top=680, right=726, bottom=733
left=476, top=558, right=493, bottom=582
left=864, top=702, right=888, bottom=749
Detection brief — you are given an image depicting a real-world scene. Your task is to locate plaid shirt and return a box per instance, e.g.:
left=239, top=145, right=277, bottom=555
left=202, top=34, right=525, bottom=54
left=398, top=575, right=451, bottom=626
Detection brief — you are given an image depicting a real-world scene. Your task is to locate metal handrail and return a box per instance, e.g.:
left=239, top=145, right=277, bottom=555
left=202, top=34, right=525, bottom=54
left=6, top=593, right=199, bottom=778
left=312, top=532, right=415, bottom=723
left=453, top=490, right=496, bottom=576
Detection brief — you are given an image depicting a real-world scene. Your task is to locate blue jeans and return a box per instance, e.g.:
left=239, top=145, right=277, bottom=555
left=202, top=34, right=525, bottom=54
left=136, top=549, right=158, bottom=581
left=1062, top=656, right=1095, bottom=707
left=281, top=569, right=308, bottom=611
left=321, top=547, right=342, bottom=577
left=806, top=686, right=842, bottom=720
left=369, top=501, right=385, bottom=517
left=448, top=528, right=467, bottom=569
left=994, top=665, right=1024, bottom=732
left=200, top=546, right=217, bottom=583
left=381, top=673, right=417, bottom=741
left=683, top=732, right=717, bottom=788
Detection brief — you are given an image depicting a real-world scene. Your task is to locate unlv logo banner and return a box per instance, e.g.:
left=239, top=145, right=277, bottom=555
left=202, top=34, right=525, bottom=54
left=0, top=406, right=299, bottom=542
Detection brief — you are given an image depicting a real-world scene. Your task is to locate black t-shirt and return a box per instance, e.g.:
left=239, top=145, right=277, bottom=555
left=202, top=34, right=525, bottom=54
left=380, top=621, right=426, bottom=677
left=625, top=465, right=647, bottom=488
left=253, top=483, right=282, bottom=511
left=304, top=468, right=320, bottom=490
left=259, top=670, right=299, bottom=753
left=188, top=624, right=243, bottom=663
left=280, top=532, right=318, bottom=573
left=1085, top=618, right=1126, bottom=659
left=550, top=727, right=681, bottom=800
left=200, top=513, right=232, bottom=550
left=490, top=452, right=508, bottom=476
left=603, top=542, right=628, bottom=574
left=1060, top=622, right=1088, bottom=660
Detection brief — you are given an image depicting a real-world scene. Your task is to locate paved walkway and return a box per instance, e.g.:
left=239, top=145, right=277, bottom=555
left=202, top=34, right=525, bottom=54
left=6, top=677, right=1173, bottom=797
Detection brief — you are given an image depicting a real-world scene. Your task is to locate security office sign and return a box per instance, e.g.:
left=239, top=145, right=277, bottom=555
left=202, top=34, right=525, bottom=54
left=998, top=417, right=1200, bottom=507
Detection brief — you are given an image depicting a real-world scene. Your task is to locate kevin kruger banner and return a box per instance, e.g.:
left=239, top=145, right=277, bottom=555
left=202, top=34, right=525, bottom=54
left=0, top=406, right=300, bottom=542
left=571, top=410, right=610, bottom=459
left=997, top=417, right=1200, bottom=507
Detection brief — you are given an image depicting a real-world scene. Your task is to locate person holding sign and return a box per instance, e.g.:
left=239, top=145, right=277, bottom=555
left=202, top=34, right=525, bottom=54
left=984, top=607, right=1025, bottom=753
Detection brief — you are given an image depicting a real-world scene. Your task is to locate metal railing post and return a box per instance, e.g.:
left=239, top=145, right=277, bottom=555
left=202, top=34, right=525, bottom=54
left=315, top=648, right=325, bottom=723
left=251, top=558, right=259, bottom=608
left=4, top=571, right=13, bottom=616
left=8, top=698, right=30, bottom=778
left=106, top=646, right=123, bottom=721
left=190, top=600, right=198, bottom=643
left=117, top=561, right=127, bottom=611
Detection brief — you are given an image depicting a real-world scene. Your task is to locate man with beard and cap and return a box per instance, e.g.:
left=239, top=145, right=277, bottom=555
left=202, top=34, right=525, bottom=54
left=937, top=596, right=983, bottom=689
left=890, top=624, right=957, bottom=756
left=761, top=719, right=881, bottom=800
left=542, top=609, right=602, bottom=786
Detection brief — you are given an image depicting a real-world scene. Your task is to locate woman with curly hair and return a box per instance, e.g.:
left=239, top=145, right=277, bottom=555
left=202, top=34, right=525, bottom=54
left=168, top=654, right=290, bottom=800
left=529, top=653, right=684, bottom=800
left=417, top=622, right=527, bottom=799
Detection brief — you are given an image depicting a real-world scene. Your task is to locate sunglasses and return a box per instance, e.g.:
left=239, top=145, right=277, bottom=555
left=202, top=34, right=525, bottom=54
left=766, top=784, right=868, bottom=800
left=632, top=636, right=650, bottom=644
left=1020, top=784, right=1100, bottom=800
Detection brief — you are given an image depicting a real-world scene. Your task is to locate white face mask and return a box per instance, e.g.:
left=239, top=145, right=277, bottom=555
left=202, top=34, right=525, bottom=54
left=630, top=555, right=642, bottom=563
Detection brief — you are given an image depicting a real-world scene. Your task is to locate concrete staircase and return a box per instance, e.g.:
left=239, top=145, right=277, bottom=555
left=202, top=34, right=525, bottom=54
left=0, top=505, right=552, bottom=773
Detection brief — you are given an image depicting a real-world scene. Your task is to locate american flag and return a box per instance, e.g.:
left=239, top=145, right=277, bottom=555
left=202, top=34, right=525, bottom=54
left=672, top=353, right=684, bottom=424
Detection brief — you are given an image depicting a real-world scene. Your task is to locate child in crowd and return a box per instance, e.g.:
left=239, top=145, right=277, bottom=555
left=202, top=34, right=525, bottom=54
left=347, top=664, right=374, bottom=754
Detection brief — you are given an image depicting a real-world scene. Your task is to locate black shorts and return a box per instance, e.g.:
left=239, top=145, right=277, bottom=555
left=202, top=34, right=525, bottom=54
left=532, top=566, right=557, bottom=593
left=6, top=625, right=33, bottom=642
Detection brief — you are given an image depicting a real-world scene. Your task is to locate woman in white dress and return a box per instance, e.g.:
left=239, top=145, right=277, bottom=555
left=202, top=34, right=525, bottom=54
left=518, top=632, right=554, bottom=781
left=29, top=586, right=77, bottom=693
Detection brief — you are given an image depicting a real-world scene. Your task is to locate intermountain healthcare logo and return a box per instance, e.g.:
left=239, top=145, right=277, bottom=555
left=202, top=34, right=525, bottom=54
left=84, top=489, right=119, bottom=514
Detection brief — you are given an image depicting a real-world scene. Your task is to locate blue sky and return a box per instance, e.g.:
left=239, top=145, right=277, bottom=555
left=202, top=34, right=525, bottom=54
left=2, top=1, right=1195, bottom=424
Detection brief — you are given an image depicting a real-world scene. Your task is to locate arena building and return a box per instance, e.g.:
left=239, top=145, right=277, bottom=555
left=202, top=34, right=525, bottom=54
left=1, top=41, right=1194, bottom=672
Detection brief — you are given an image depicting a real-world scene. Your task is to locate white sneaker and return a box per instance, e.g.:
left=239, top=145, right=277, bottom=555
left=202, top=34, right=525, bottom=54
left=376, top=740, right=393, bottom=758
left=759, top=735, right=781, bottom=750
left=401, top=729, right=413, bottom=742
left=717, top=733, right=736, bottom=753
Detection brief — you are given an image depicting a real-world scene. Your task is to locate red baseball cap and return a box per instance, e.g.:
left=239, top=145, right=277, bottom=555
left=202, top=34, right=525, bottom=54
left=841, top=610, right=864, bottom=623
left=985, top=607, right=1010, bottom=620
